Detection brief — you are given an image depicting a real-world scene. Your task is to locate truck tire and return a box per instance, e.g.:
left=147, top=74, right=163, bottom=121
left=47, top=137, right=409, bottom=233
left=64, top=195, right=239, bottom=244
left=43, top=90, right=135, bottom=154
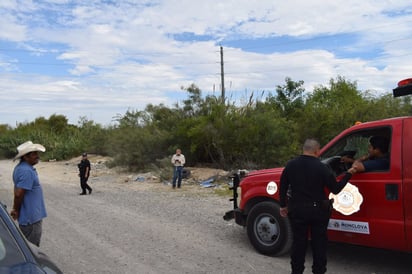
left=246, top=201, right=292, bottom=256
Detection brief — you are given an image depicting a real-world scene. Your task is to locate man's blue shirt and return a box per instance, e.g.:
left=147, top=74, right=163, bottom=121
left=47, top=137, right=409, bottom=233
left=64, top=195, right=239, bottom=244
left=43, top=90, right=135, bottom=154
left=13, top=161, right=47, bottom=225
left=363, top=156, right=390, bottom=172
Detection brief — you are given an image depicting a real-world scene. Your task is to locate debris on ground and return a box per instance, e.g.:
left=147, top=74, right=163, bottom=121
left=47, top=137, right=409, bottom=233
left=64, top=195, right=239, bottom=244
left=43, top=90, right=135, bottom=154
left=200, top=178, right=216, bottom=188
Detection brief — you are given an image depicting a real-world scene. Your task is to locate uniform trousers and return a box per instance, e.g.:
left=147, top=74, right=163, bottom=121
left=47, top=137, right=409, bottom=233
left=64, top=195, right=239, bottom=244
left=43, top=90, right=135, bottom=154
left=288, top=204, right=330, bottom=274
left=80, top=177, right=92, bottom=194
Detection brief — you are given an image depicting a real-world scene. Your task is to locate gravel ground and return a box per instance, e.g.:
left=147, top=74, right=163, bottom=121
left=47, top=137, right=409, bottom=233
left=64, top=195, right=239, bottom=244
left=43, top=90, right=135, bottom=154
left=1, top=158, right=412, bottom=274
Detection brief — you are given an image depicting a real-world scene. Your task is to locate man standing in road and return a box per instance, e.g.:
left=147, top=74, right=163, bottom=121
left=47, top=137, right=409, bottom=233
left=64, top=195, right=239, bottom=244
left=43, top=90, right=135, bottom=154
left=78, top=152, right=92, bottom=195
left=11, top=141, right=47, bottom=247
left=279, top=139, right=353, bottom=274
left=171, top=148, right=185, bottom=188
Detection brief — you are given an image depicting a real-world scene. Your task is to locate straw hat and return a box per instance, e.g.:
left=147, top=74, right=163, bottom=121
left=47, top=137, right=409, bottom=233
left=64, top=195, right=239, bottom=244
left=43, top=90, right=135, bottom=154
left=13, top=141, right=46, bottom=161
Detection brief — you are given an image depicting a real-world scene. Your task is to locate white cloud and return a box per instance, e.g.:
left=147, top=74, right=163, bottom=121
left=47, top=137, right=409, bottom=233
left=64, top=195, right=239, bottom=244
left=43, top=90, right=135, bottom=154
left=0, top=14, right=26, bottom=41
left=0, top=0, right=412, bottom=126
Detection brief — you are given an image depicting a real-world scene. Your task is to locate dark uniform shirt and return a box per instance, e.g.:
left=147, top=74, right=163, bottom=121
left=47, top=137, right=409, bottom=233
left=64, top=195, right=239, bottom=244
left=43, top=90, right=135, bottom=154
left=279, top=155, right=352, bottom=208
left=78, top=159, right=91, bottom=179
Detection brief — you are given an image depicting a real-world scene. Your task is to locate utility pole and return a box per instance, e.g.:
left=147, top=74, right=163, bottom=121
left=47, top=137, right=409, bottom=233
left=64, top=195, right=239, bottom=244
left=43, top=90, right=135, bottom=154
left=220, top=46, right=225, bottom=102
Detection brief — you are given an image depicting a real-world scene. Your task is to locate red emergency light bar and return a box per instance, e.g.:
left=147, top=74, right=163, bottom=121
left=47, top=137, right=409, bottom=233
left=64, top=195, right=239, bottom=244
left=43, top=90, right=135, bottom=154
left=398, top=78, right=412, bottom=87
left=393, top=78, right=412, bottom=97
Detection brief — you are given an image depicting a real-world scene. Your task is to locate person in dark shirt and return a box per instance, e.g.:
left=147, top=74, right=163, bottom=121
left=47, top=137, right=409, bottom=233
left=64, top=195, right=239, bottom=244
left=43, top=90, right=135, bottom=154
left=78, top=153, right=92, bottom=195
left=342, top=135, right=390, bottom=174
left=279, top=139, right=353, bottom=274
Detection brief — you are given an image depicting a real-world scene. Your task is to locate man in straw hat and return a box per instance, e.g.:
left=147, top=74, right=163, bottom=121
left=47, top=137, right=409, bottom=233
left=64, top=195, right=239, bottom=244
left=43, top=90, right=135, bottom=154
left=10, top=141, right=47, bottom=246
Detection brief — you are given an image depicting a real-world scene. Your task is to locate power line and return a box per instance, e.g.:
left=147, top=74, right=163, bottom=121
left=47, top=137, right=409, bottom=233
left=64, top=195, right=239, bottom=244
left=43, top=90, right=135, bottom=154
left=1, top=22, right=411, bottom=76
left=223, top=19, right=412, bottom=52
left=1, top=14, right=411, bottom=67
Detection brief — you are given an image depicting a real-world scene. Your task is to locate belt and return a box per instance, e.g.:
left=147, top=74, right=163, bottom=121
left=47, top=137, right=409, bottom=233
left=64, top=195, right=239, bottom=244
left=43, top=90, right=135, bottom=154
left=20, top=220, right=42, bottom=226
left=302, top=201, right=322, bottom=207
left=293, top=200, right=331, bottom=208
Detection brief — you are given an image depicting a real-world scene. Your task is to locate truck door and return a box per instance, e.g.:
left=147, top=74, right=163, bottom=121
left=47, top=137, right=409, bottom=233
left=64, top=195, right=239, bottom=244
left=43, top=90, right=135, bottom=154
left=322, top=120, right=407, bottom=251
left=402, top=118, right=412, bottom=251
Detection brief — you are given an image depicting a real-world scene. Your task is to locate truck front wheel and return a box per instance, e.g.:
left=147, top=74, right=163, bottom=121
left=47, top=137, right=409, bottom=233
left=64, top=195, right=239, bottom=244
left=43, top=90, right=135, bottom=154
left=246, top=201, right=292, bottom=256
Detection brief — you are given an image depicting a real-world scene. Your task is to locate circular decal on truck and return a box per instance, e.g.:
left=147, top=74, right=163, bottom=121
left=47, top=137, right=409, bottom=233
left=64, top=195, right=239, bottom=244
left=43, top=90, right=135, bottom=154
left=329, top=182, right=363, bottom=216
left=266, top=181, right=278, bottom=195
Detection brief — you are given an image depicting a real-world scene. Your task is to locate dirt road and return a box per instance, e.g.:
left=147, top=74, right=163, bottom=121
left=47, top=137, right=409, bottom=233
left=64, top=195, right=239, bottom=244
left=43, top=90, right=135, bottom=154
left=1, top=159, right=411, bottom=274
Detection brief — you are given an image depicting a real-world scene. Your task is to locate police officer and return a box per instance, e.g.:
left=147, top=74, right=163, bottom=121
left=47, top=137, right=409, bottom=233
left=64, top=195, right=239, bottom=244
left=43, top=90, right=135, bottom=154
left=78, top=153, right=92, bottom=195
left=279, top=139, right=353, bottom=274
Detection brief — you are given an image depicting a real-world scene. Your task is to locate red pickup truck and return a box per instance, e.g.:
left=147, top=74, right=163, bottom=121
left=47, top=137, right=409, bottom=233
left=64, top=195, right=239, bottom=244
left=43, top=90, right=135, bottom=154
left=224, top=78, right=412, bottom=255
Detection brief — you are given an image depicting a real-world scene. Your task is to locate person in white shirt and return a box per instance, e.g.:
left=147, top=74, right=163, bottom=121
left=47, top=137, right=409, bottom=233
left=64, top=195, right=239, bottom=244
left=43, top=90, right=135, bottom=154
left=171, top=149, right=185, bottom=188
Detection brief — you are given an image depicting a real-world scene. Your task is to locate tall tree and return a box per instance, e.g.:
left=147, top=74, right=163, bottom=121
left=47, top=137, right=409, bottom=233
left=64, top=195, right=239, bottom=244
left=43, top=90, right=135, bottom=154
left=301, top=76, right=366, bottom=144
left=269, top=77, right=305, bottom=118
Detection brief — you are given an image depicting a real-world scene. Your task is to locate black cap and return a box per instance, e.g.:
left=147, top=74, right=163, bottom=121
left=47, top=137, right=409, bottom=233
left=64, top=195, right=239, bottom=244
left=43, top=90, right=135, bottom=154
left=82, top=153, right=87, bottom=157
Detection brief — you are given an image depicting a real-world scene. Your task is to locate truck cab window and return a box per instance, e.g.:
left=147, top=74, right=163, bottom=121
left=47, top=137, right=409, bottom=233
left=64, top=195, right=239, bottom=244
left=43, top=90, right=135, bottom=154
left=321, top=128, right=391, bottom=175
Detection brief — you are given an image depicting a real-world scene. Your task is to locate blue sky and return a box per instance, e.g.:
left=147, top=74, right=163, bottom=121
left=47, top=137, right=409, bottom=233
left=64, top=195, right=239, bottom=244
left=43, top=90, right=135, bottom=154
left=1, top=0, right=412, bottom=127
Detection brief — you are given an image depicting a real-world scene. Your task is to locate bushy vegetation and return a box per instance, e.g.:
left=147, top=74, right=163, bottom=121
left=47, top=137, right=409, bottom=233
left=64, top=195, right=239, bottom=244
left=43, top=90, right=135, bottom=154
left=1, top=76, right=410, bottom=171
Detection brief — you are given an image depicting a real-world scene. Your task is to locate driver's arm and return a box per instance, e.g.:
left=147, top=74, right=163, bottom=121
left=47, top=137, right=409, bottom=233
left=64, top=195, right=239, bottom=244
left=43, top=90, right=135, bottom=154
left=342, top=154, right=368, bottom=164
left=348, top=160, right=366, bottom=174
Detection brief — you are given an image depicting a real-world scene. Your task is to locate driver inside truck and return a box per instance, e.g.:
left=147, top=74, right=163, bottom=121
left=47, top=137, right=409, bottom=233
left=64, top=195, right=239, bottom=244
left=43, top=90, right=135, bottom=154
left=341, top=135, right=389, bottom=174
